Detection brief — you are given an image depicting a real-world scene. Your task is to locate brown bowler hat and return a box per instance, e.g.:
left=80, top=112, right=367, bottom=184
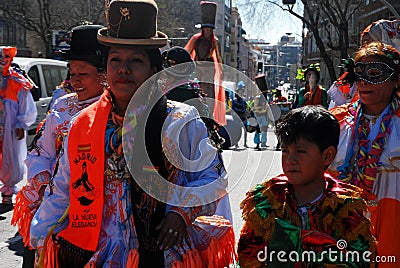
left=97, top=0, right=168, bottom=48
left=255, top=74, right=268, bottom=92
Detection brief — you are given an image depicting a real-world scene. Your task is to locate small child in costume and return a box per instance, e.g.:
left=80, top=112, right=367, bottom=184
left=238, top=106, right=376, bottom=267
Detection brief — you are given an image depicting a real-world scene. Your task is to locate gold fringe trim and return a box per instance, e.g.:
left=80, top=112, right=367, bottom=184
left=125, top=248, right=139, bottom=268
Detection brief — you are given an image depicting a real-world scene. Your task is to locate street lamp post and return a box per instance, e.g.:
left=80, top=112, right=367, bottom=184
left=276, top=43, right=279, bottom=88
left=285, top=32, right=303, bottom=63
left=286, top=63, right=299, bottom=90
left=276, top=37, right=290, bottom=88
left=284, top=32, right=303, bottom=92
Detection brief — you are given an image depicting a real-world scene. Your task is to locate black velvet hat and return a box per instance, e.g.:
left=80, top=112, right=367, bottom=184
left=65, top=25, right=105, bottom=68
left=201, top=1, right=217, bottom=29
left=164, top=46, right=195, bottom=77
left=165, top=46, right=192, bottom=66
left=97, top=0, right=167, bottom=48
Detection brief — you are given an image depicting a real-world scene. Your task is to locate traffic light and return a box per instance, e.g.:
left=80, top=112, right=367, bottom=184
left=257, top=62, right=263, bottom=73
left=283, top=0, right=296, bottom=4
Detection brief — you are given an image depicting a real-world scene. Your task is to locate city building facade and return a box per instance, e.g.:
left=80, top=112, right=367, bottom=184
left=1, top=1, right=256, bottom=76
left=0, top=10, right=31, bottom=57
left=302, top=0, right=400, bottom=88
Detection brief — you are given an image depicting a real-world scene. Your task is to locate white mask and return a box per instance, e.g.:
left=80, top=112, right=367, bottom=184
left=309, top=73, right=317, bottom=89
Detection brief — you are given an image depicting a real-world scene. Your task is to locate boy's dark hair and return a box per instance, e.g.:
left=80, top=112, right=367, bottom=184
left=275, top=106, right=339, bottom=152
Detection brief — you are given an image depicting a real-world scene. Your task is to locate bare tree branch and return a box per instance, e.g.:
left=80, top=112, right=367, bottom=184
left=0, top=0, right=105, bottom=57
left=236, top=0, right=363, bottom=83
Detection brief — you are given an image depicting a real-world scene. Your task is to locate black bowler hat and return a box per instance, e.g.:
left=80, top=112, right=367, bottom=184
left=255, top=74, right=268, bottom=92
left=201, top=1, right=217, bottom=29
left=164, top=46, right=195, bottom=77
left=65, top=24, right=105, bottom=69
left=165, top=46, right=193, bottom=66
left=97, top=0, right=167, bottom=48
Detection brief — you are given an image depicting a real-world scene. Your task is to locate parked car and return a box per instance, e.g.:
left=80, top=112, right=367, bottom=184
left=12, top=57, right=68, bottom=142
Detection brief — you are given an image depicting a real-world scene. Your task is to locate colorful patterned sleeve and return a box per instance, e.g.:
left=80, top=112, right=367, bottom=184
left=30, top=125, right=73, bottom=250
left=237, top=182, right=273, bottom=268
left=25, top=110, right=58, bottom=180
left=164, top=103, right=229, bottom=224
left=297, top=87, right=307, bottom=107
left=16, top=83, right=37, bottom=130
left=298, top=181, right=377, bottom=267
left=12, top=170, right=51, bottom=247
left=325, top=197, right=377, bottom=267
left=237, top=224, right=268, bottom=268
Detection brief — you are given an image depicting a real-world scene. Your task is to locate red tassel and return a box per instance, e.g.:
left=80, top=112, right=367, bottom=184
left=125, top=248, right=139, bottom=267
left=173, top=215, right=238, bottom=267
left=43, top=236, right=58, bottom=268
left=172, top=249, right=203, bottom=268
left=199, top=222, right=237, bottom=267
left=12, top=189, right=36, bottom=248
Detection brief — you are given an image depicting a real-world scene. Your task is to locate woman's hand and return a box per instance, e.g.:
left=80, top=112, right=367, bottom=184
left=304, top=91, right=311, bottom=100
left=36, top=185, right=47, bottom=207
left=156, top=212, right=187, bottom=250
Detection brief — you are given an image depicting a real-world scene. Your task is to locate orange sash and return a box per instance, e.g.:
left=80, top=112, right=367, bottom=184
left=58, top=91, right=111, bottom=251
left=2, top=70, right=33, bottom=101
left=303, top=85, right=324, bottom=106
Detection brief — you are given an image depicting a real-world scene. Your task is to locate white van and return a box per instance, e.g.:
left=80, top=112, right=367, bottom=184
left=12, top=57, right=68, bottom=139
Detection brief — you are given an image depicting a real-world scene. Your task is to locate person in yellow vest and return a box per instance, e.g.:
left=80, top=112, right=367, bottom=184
left=30, top=0, right=236, bottom=267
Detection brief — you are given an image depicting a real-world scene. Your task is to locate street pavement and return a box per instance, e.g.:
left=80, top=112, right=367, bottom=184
left=0, top=129, right=283, bottom=267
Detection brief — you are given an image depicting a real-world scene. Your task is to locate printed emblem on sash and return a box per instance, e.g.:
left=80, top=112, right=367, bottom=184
left=72, top=144, right=99, bottom=206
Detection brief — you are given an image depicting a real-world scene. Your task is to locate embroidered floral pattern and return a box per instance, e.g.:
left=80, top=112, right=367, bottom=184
left=337, top=98, right=399, bottom=200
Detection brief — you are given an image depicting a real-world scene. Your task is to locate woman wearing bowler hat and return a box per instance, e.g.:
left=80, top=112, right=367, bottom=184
left=30, top=1, right=236, bottom=267
left=13, top=24, right=106, bottom=268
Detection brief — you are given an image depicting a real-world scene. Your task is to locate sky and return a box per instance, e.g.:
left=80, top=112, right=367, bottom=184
left=234, top=1, right=304, bottom=45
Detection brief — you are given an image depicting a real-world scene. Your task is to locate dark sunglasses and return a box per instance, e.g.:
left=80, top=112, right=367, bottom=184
left=354, top=61, right=395, bottom=84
